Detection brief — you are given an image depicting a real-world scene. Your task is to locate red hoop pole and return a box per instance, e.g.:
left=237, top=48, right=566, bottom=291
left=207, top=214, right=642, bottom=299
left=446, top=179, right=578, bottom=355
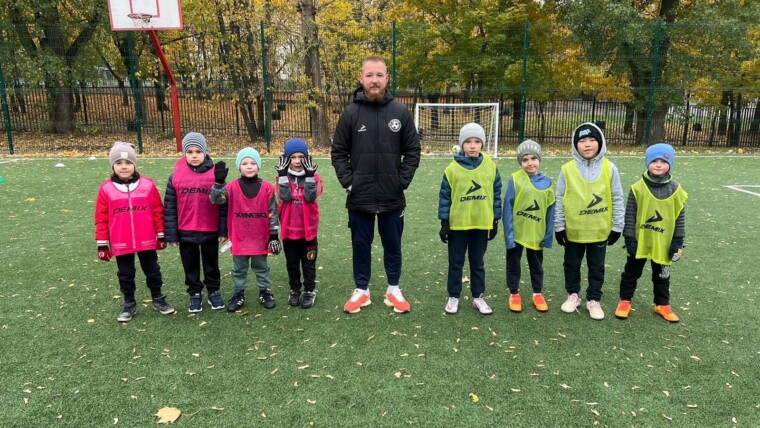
left=148, top=30, right=182, bottom=152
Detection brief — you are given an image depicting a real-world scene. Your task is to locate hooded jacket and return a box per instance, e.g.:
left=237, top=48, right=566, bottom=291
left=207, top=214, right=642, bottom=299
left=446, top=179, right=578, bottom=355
left=331, top=85, right=421, bottom=213
left=554, top=122, right=624, bottom=234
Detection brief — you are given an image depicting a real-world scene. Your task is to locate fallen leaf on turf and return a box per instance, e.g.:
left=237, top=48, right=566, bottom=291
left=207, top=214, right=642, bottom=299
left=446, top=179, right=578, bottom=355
left=561, top=384, right=572, bottom=389
left=211, top=406, right=224, bottom=411
left=663, top=391, right=670, bottom=396
left=510, top=388, right=521, bottom=392
left=686, top=404, right=698, bottom=408
left=113, top=417, right=118, bottom=424
left=87, top=319, right=95, bottom=324
left=307, top=399, right=316, bottom=404
left=155, top=407, right=181, bottom=424
left=469, top=393, right=479, bottom=403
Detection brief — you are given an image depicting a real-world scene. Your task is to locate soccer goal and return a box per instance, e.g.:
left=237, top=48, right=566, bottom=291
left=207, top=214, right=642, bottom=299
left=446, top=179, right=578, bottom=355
left=414, top=103, right=500, bottom=158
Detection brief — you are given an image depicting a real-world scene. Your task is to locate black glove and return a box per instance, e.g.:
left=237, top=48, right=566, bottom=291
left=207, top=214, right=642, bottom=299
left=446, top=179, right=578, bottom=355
left=302, top=155, right=318, bottom=178
left=439, top=220, right=450, bottom=244
left=607, top=230, right=621, bottom=246
left=624, top=236, right=637, bottom=257
left=488, top=219, right=499, bottom=241
left=267, top=234, right=281, bottom=255
left=275, top=155, right=290, bottom=177
left=670, top=237, right=684, bottom=261
left=555, top=230, right=567, bottom=247
left=214, top=161, right=228, bottom=184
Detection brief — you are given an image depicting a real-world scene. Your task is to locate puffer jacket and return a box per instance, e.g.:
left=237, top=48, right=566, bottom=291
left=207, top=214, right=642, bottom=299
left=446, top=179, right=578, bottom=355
left=331, top=85, right=421, bottom=213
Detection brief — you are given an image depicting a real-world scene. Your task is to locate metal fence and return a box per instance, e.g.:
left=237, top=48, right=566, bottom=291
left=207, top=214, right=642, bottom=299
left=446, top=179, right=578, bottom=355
left=1, top=19, right=759, bottom=154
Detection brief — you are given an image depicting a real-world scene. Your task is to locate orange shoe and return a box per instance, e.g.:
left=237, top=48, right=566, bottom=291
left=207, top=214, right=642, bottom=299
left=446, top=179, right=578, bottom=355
left=343, top=289, right=371, bottom=314
left=532, top=294, right=548, bottom=312
left=384, top=289, right=411, bottom=313
left=508, top=294, right=522, bottom=313
left=615, top=300, right=631, bottom=319
left=654, top=305, right=679, bottom=323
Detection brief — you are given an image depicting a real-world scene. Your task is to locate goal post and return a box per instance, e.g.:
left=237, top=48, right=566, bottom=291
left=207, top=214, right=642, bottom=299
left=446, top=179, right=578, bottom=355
left=414, top=103, right=500, bottom=158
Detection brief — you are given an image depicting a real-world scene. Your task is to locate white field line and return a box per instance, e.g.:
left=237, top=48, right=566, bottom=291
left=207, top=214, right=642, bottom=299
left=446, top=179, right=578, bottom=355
left=0, top=159, right=20, bottom=165
left=724, top=185, right=760, bottom=198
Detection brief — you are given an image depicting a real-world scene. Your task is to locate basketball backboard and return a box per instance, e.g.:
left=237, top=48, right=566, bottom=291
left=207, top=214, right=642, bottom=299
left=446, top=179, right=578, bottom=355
left=108, top=0, right=183, bottom=31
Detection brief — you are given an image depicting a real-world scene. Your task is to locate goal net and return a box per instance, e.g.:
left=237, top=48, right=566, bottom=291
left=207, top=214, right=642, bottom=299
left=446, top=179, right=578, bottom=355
left=414, top=103, right=500, bottom=158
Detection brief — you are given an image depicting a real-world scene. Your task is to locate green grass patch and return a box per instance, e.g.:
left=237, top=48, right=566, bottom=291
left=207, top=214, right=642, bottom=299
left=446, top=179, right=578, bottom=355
left=1, top=154, right=759, bottom=426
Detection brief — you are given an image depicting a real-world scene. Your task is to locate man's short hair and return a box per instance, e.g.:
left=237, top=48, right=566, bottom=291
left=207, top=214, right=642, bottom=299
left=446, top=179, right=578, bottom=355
left=362, top=56, right=387, bottom=70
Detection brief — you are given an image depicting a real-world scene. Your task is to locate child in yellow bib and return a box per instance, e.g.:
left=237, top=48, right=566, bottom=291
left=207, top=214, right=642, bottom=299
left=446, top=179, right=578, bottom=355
left=503, top=140, right=555, bottom=313
left=615, top=143, right=687, bottom=323
left=554, top=123, right=625, bottom=320
left=438, top=123, right=502, bottom=315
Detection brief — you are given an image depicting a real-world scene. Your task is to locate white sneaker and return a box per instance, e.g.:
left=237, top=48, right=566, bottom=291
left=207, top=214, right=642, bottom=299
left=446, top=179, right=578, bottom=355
left=472, top=295, right=493, bottom=315
left=445, top=297, right=459, bottom=314
left=561, top=293, right=581, bottom=313
left=586, top=300, right=605, bottom=320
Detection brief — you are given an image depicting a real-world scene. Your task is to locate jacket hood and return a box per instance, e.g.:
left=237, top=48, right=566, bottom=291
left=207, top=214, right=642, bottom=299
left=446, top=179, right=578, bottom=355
left=570, top=122, right=607, bottom=162
left=352, top=84, right=394, bottom=105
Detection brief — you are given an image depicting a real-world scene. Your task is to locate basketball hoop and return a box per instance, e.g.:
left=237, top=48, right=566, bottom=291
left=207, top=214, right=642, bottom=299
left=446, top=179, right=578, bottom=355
left=128, top=13, right=152, bottom=26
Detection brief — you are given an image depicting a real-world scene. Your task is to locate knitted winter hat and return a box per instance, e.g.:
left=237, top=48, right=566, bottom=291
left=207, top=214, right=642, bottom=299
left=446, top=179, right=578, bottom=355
left=645, top=143, right=675, bottom=170
left=458, top=123, right=486, bottom=146
left=516, top=139, right=542, bottom=163
left=572, top=123, right=604, bottom=148
left=109, top=141, right=137, bottom=167
left=182, top=132, right=208, bottom=155
left=236, top=147, right=262, bottom=170
left=284, top=138, right=309, bottom=158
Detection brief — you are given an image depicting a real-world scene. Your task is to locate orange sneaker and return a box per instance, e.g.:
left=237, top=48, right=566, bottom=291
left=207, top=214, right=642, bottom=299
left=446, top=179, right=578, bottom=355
left=654, top=305, right=679, bottom=323
left=343, top=289, right=371, bottom=314
left=384, top=289, right=411, bottom=313
left=508, top=294, right=522, bottom=312
left=615, top=300, right=631, bottom=319
left=532, top=294, right=548, bottom=312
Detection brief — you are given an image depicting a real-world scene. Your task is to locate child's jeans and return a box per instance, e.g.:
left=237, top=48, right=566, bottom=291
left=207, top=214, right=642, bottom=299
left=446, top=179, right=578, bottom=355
left=231, top=255, right=270, bottom=291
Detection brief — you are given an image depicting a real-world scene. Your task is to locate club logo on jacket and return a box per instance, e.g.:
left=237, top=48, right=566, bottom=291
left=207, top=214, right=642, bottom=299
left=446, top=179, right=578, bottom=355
left=358, top=125, right=367, bottom=132
left=388, top=119, right=401, bottom=132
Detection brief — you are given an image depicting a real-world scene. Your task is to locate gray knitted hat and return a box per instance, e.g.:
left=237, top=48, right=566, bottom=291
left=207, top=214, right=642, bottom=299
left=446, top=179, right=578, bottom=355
left=516, top=139, right=542, bottom=163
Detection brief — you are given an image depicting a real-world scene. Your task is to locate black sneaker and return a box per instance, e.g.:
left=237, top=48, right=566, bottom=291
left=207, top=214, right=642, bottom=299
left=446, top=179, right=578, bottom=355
left=189, top=293, right=203, bottom=313
left=301, top=291, right=316, bottom=309
left=228, top=291, right=245, bottom=312
left=259, top=289, right=276, bottom=309
left=208, top=291, right=225, bottom=310
left=152, top=295, right=176, bottom=315
left=288, top=290, right=301, bottom=307
left=117, top=301, right=137, bottom=322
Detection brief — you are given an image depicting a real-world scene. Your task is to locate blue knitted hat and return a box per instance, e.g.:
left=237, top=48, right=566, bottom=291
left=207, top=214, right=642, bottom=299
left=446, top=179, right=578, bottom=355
left=645, top=143, right=675, bottom=170
left=284, top=138, right=309, bottom=158
left=182, top=132, right=208, bottom=155
left=236, top=147, right=262, bottom=170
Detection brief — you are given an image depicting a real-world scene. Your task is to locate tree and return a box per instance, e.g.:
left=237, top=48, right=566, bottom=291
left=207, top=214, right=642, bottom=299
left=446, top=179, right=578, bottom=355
left=7, top=0, right=106, bottom=134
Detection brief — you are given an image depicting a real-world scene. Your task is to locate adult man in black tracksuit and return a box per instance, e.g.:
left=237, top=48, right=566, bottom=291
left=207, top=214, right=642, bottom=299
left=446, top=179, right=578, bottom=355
left=331, top=56, right=421, bottom=314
